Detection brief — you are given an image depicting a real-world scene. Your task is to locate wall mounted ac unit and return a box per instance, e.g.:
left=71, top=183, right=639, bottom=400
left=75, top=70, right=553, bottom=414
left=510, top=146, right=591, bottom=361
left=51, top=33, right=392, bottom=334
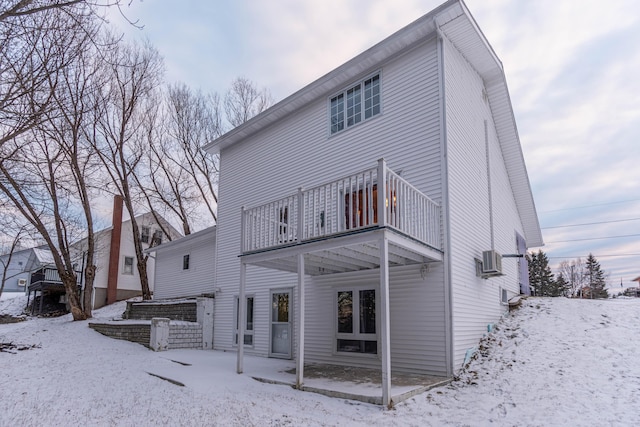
left=482, top=250, right=503, bottom=275
left=17, top=278, right=27, bottom=287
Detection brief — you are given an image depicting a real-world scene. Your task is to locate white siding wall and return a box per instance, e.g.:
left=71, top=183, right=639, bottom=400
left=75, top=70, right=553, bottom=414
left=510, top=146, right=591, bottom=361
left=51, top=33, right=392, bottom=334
left=305, top=264, right=447, bottom=375
left=215, top=38, right=447, bottom=374
left=153, top=229, right=216, bottom=300
left=443, top=36, right=526, bottom=369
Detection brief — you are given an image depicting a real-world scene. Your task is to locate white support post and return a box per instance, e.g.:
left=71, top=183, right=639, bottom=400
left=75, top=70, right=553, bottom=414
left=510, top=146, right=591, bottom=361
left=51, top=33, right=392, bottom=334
left=237, top=261, right=246, bottom=374
left=377, top=158, right=387, bottom=227
left=296, top=252, right=305, bottom=388
left=379, top=235, right=391, bottom=408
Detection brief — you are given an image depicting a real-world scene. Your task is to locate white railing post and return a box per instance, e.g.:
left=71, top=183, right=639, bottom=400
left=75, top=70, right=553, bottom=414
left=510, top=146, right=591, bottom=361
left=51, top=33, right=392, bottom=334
left=240, top=206, right=246, bottom=253
left=297, top=187, right=304, bottom=242
left=377, top=158, right=387, bottom=227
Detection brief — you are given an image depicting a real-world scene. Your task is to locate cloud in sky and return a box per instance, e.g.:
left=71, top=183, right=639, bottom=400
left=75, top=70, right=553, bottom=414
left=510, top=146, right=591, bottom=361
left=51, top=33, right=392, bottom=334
left=111, top=0, right=640, bottom=284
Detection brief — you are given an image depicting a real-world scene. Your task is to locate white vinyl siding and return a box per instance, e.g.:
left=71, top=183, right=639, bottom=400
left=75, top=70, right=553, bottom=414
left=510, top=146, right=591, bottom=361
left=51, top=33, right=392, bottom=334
left=153, top=228, right=216, bottom=300
left=303, top=265, right=447, bottom=375
left=214, top=39, right=446, bottom=374
left=443, top=35, right=526, bottom=370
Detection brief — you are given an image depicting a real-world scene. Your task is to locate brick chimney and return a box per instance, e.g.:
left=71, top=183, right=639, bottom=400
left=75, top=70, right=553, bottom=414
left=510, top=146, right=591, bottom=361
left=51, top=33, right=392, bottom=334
left=106, top=195, right=123, bottom=305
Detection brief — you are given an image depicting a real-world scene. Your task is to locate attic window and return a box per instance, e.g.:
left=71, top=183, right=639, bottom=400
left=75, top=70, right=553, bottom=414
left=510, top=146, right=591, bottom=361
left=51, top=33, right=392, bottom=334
left=141, top=226, right=150, bottom=244
left=330, top=74, right=381, bottom=135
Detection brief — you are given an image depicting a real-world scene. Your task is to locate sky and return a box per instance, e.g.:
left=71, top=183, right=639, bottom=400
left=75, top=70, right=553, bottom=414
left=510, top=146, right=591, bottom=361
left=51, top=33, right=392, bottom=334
left=2, top=294, right=640, bottom=424
left=108, top=0, right=640, bottom=286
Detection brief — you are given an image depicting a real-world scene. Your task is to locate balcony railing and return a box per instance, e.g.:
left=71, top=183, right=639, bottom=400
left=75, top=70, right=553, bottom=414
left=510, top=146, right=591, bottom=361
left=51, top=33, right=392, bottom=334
left=241, top=159, right=441, bottom=253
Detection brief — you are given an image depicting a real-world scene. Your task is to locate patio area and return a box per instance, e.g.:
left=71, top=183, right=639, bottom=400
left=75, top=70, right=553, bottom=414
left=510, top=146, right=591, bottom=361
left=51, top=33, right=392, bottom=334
left=149, top=349, right=450, bottom=406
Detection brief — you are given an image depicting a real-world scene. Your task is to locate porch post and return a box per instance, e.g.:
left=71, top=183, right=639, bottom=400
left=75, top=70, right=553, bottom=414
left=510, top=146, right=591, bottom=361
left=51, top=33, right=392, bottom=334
left=237, top=260, right=246, bottom=374
left=296, top=252, right=305, bottom=388
left=379, top=234, right=391, bottom=408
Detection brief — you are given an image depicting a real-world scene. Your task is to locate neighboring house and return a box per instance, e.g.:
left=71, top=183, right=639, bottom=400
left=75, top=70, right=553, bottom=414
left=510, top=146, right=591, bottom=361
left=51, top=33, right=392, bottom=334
left=203, top=0, right=543, bottom=406
left=0, top=247, right=50, bottom=294
left=146, top=226, right=216, bottom=300
left=0, top=246, right=76, bottom=314
left=72, top=196, right=182, bottom=309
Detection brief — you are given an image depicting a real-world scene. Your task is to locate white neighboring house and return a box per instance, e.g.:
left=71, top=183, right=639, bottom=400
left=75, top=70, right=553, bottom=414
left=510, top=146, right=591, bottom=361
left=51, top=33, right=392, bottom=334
left=72, top=196, right=182, bottom=309
left=145, top=226, right=216, bottom=300
left=203, top=0, right=543, bottom=406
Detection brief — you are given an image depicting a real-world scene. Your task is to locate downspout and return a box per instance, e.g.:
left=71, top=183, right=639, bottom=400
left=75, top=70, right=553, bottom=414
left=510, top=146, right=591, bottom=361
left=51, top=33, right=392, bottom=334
left=485, top=120, right=495, bottom=250
left=437, top=29, right=454, bottom=378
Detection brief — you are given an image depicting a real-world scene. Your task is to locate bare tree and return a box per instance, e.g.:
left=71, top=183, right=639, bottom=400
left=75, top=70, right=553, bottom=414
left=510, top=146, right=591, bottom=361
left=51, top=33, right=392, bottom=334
left=0, top=6, right=104, bottom=320
left=0, top=0, right=127, bottom=150
left=558, top=258, right=587, bottom=297
left=224, top=76, right=273, bottom=129
left=136, top=83, right=221, bottom=234
left=39, top=28, right=112, bottom=317
left=92, top=39, right=164, bottom=300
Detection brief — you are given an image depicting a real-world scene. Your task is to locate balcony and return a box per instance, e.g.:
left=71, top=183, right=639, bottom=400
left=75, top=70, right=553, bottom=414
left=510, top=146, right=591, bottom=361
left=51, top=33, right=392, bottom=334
left=240, top=159, right=443, bottom=274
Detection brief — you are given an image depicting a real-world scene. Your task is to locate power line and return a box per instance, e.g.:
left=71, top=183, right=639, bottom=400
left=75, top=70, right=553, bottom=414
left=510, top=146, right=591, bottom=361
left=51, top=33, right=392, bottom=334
left=542, top=218, right=640, bottom=229
left=545, top=233, right=640, bottom=243
left=547, top=254, right=640, bottom=259
left=539, top=198, right=640, bottom=214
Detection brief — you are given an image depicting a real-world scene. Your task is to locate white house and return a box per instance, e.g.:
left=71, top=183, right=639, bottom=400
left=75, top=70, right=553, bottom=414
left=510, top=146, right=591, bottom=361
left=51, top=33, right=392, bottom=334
left=204, top=0, right=543, bottom=406
left=146, top=226, right=216, bottom=300
left=73, top=196, right=182, bottom=308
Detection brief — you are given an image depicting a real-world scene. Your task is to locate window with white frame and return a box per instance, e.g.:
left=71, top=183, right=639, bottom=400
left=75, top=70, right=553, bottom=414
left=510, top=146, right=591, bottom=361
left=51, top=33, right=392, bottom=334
left=330, top=74, right=381, bottom=134
left=336, top=288, right=377, bottom=354
left=123, top=256, right=134, bottom=275
left=234, top=296, right=255, bottom=346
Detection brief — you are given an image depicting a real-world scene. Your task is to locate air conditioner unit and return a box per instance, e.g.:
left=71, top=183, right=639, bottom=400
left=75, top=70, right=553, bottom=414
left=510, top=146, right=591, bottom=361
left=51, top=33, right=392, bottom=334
left=482, top=250, right=503, bottom=275
left=17, top=278, right=27, bottom=287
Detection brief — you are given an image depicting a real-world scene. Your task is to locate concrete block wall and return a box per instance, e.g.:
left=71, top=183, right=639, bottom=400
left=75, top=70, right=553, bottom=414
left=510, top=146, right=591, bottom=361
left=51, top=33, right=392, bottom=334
left=123, top=300, right=198, bottom=322
left=89, top=323, right=151, bottom=347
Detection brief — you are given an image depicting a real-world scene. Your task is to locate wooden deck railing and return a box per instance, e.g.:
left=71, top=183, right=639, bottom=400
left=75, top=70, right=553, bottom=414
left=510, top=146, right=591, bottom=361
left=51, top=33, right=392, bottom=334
left=241, top=159, right=441, bottom=253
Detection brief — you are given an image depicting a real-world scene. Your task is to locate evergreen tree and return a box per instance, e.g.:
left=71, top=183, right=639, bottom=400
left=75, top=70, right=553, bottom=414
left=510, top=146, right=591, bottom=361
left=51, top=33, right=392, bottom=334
left=528, top=250, right=556, bottom=296
left=585, top=253, right=608, bottom=299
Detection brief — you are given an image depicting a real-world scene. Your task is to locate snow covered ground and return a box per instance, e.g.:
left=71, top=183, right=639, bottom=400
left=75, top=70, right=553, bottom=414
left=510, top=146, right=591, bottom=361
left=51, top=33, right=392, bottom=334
left=1, top=296, right=639, bottom=426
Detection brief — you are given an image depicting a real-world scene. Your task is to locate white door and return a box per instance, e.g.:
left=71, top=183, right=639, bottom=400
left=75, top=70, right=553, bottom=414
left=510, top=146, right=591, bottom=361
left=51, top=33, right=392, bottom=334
left=270, top=289, right=292, bottom=358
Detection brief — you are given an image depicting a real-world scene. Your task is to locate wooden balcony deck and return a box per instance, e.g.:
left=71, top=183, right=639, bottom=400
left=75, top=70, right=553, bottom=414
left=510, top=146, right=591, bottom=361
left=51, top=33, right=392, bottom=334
left=240, top=159, right=443, bottom=275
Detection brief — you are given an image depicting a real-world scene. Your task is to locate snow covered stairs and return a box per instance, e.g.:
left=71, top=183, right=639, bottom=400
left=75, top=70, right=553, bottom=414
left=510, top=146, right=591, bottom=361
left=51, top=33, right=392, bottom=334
left=89, top=298, right=214, bottom=351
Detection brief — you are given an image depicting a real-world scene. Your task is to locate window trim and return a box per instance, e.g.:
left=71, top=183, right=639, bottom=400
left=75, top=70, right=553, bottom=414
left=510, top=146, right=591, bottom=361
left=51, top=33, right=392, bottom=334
left=328, top=71, right=382, bottom=136
left=334, top=285, right=379, bottom=356
left=233, top=295, right=255, bottom=348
